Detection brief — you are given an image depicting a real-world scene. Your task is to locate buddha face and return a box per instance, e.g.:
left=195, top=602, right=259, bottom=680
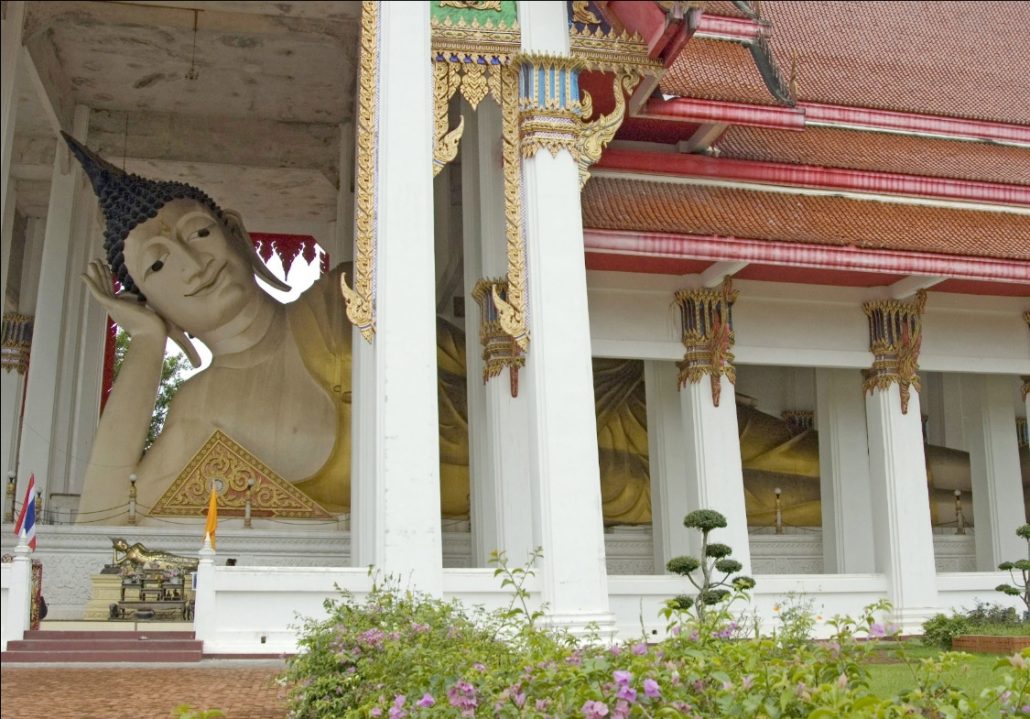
left=123, top=199, right=260, bottom=334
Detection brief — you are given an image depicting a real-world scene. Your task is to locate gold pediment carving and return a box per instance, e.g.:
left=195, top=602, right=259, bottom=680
left=151, top=430, right=333, bottom=519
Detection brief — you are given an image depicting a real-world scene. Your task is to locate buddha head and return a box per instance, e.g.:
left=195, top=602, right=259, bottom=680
left=62, top=133, right=289, bottom=336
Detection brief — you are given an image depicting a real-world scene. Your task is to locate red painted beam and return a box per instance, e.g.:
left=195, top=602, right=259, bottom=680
left=643, top=97, right=805, bottom=131
left=595, top=148, right=1030, bottom=207
left=695, top=13, right=763, bottom=42
left=801, top=102, right=1030, bottom=145
left=583, top=229, right=1030, bottom=284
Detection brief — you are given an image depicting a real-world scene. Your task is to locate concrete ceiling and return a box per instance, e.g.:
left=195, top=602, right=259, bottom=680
left=12, top=0, right=360, bottom=229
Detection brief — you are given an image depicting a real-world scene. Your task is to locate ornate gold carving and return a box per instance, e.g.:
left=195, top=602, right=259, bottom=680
left=862, top=290, right=927, bottom=414
left=431, top=16, right=521, bottom=60
left=1, top=312, right=33, bottom=374
left=572, top=0, right=602, bottom=25
left=439, top=0, right=502, bottom=10
left=674, top=278, right=739, bottom=406
left=576, top=73, right=632, bottom=186
left=434, top=61, right=465, bottom=177
left=570, top=26, right=662, bottom=77
left=517, top=53, right=588, bottom=159
left=1016, top=417, right=1028, bottom=448
left=151, top=430, right=333, bottom=519
left=342, top=0, right=379, bottom=343
left=497, top=64, right=529, bottom=350
left=472, top=278, right=525, bottom=396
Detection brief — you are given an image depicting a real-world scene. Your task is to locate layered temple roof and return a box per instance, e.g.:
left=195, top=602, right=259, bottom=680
left=587, top=0, right=1030, bottom=293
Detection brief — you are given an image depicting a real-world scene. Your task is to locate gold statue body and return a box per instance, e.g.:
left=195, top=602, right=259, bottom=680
left=110, top=537, right=199, bottom=572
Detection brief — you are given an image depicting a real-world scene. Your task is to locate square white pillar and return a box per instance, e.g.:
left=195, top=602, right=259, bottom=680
left=678, top=376, right=752, bottom=574
left=865, top=384, right=938, bottom=630
left=645, top=360, right=699, bottom=571
left=816, top=368, right=876, bottom=573
left=348, top=2, right=442, bottom=595
left=963, top=374, right=1026, bottom=569
left=461, top=103, right=534, bottom=567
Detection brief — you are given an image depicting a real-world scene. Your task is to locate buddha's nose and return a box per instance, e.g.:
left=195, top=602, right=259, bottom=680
left=177, top=241, right=209, bottom=279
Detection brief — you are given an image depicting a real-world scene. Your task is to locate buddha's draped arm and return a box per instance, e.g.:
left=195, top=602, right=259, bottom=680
left=77, top=333, right=166, bottom=522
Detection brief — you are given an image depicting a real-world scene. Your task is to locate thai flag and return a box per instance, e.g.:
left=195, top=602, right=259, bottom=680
left=13, top=473, right=37, bottom=550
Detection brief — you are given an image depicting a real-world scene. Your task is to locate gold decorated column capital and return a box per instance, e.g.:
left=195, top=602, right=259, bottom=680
left=861, top=289, right=927, bottom=414
left=471, top=278, right=525, bottom=396
left=674, top=278, right=739, bottom=407
left=516, top=52, right=589, bottom=159
left=1, top=312, right=34, bottom=374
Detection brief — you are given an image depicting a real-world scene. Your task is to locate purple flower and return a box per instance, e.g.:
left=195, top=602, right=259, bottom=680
left=643, top=678, right=661, bottom=698
left=868, top=622, right=886, bottom=638
left=411, top=622, right=430, bottom=634
left=616, top=686, right=637, bottom=703
left=535, top=699, right=550, bottom=711
left=612, top=699, right=631, bottom=719
left=581, top=700, right=610, bottom=719
left=447, top=680, right=478, bottom=717
left=370, top=709, right=382, bottom=718
left=473, top=662, right=486, bottom=672
left=609, top=644, right=623, bottom=656
left=359, top=628, right=386, bottom=648
left=613, top=670, right=632, bottom=686
left=631, top=642, right=648, bottom=656
left=741, top=675, right=754, bottom=690
left=417, top=693, right=435, bottom=708
left=388, top=694, right=407, bottom=719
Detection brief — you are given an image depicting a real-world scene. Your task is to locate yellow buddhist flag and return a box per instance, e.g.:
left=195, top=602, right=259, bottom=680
left=204, top=487, right=218, bottom=550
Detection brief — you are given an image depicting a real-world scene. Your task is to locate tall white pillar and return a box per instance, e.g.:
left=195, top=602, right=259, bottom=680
left=1, top=218, right=43, bottom=494
left=645, top=360, right=698, bottom=571
left=0, top=1, right=25, bottom=253
left=349, top=2, right=442, bottom=595
left=964, top=374, right=1026, bottom=569
left=462, top=102, right=533, bottom=567
left=518, top=0, right=614, bottom=635
left=672, top=283, right=752, bottom=574
left=862, top=293, right=937, bottom=631
left=17, top=107, right=90, bottom=507
left=816, top=368, right=876, bottom=573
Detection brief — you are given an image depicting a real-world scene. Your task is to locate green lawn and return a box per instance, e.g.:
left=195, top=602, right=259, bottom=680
left=865, top=644, right=1017, bottom=714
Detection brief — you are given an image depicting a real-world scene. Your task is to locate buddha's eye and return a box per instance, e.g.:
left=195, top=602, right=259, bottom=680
left=197, top=228, right=210, bottom=238
left=150, top=259, right=164, bottom=273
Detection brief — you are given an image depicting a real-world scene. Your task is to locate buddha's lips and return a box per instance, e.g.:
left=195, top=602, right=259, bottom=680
left=184, top=263, right=226, bottom=297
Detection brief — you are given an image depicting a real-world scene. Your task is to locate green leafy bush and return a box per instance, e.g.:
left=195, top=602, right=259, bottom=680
left=922, top=613, right=971, bottom=649
left=282, top=563, right=1030, bottom=718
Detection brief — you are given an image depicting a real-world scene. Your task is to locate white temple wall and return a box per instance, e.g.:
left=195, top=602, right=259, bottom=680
left=586, top=272, right=1029, bottom=374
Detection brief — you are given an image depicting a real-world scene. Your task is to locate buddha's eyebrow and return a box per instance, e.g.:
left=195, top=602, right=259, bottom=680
left=174, top=211, right=216, bottom=233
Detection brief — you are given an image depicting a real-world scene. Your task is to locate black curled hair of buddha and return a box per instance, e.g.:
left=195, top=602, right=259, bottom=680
left=61, top=132, right=225, bottom=301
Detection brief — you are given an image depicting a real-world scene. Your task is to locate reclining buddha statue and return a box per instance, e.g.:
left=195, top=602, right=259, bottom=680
left=66, top=134, right=1025, bottom=529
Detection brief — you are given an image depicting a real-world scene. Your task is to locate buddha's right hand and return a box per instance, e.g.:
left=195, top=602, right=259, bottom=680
left=82, top=259, right=166, bottom=342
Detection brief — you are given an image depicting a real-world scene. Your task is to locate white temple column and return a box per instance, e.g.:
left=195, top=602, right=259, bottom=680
left=462, top=102, right=533, bottom=567
left=1, top=217, right=42, bottom=495
left=673, top=282, right=752, bottom=574
left=518, top=0, right=614, bottom=635
left=964, top=374, right=1026, bottom=569
left=16, top=106, right=89, bottom=514
left=0, top=1, right=25, bottom=249
left=645, top=360, right=698, bottom=571
left=349, top=2, right=442, bottom=595
left=862, top=292, right=937, bottom=630
left=816, top=368, right=876, bottom=573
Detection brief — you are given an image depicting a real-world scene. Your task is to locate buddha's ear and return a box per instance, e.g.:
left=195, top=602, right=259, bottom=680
left=220, top=208, right=291, bottom=292
left=164, top=319, right=203, bottom=368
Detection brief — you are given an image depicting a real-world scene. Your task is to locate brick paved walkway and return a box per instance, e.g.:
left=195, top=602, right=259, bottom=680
left=0, top=661, right=289, bottom=719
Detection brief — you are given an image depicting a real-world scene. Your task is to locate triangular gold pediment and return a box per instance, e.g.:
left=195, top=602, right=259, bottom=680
left=151, top=430, right=333, bottom=519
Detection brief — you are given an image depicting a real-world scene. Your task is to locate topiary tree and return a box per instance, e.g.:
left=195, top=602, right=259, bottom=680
left=995, top=523, right=1030, bottom=621
left=665, top=509, right=755, bottom=622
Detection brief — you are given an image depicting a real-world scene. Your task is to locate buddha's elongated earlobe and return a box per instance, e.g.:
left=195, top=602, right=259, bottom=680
left=220, top=209, right=291, bottom=292
left=165, top=319, right=203, bottom=368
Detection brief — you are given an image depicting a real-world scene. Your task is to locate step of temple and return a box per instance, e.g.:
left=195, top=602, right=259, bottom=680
left=1, top=630, right=203, bottom=663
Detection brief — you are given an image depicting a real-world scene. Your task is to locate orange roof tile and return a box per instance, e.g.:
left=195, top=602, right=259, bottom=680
left=760, top=1, right=1030, bottom=125
left=659, top=37, right=780, bottom=107
left=581, top=177, right=1030, bottom=260
left=713, top=125, right=1030, bottom=186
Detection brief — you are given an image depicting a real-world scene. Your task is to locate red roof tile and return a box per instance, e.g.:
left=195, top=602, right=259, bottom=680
left=581, top=177, right=1030, bottom=260
left=759, top=1, right=1030, bottom=125
left=713, top=125, right=1030, bottom=186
